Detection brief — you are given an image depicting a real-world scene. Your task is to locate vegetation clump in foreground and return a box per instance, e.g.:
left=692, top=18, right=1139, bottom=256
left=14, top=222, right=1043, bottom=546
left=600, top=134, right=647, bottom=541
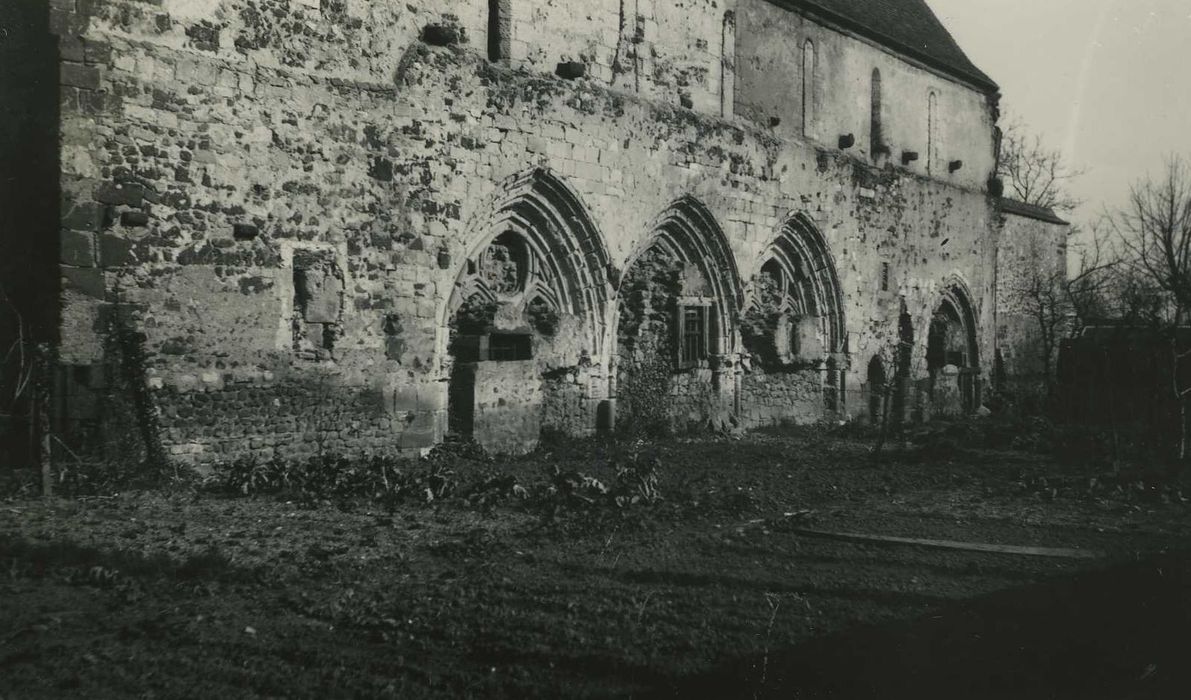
left=2, top=427, right=1189, bottom=698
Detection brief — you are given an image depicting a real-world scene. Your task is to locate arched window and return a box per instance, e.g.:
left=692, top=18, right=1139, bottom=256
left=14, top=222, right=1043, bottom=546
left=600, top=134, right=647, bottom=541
left=721, top=12, right=736, bottom=118
left=487, top=0, right=511, bottom=62
left=927, top=91, right=939, bottom=173
left=801, top=40, right=816, bottom=137
left=870, top=69, right=884, bottom=159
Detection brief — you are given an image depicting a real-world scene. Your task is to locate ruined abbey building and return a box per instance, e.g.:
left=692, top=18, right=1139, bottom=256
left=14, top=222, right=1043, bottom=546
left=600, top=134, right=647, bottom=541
left=0, top=0, right=1068, bottom=468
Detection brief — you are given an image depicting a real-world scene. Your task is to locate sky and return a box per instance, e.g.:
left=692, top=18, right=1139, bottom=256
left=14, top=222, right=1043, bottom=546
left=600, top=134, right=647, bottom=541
left=926, top=0, right=1191, bottom=231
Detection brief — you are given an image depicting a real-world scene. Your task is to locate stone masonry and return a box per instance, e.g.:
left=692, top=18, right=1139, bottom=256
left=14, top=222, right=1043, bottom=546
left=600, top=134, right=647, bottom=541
left=10, top=0, right=1059, bottom=466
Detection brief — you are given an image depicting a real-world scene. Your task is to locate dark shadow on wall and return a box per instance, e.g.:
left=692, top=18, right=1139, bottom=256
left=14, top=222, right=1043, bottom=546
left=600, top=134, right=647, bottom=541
left=891, top=305, right=914, bottom=426
left=0, top=1, right=61, bottom=470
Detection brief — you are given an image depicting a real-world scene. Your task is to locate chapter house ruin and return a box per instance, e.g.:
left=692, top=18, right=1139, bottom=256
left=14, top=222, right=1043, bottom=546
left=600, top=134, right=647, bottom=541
left=0, top=0, right=1069, bottom=467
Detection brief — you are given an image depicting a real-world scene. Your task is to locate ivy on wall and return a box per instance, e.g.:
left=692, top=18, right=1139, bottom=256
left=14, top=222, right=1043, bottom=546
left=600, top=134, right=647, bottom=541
left=616, top=246, right=684, bottom=434
left=741, top=269, right=786, bottom=368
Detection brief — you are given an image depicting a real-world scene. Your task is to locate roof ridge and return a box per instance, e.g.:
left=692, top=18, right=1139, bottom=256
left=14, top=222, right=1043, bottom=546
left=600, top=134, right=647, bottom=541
left=766, top=0, right=998, bottom=93
left=997, top=198, right=1070, bottom=226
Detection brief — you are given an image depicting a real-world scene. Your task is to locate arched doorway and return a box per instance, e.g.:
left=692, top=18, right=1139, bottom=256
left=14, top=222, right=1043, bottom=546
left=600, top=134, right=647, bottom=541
left=442, top=169, right=612, bottom=452
left=614, top=197, right=742, bottom=434
left=927, top=281, right=980, bottom=414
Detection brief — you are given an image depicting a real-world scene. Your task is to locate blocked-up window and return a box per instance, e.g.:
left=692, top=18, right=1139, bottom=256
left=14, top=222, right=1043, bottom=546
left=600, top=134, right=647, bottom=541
left=791, top=316, right=824, bottom=361
left=292, top=249, right=344, bottom=360
left=801, top=40, right=816, bottom=136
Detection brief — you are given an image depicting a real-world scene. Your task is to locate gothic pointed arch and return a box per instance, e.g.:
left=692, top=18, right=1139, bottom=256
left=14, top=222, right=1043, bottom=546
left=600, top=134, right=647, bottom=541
left=655, top=195, right=743, bottom=328
left=612, top=197, right=742, bottom=433
left=441, top=167, right=613, bottom=360
left=619, top=196, right=745, bottom=354
left=744, top=213, right=846, bottom=365
left=927, top=275, right=981, bottom=414
left=928, top=275, right=979, bottom=371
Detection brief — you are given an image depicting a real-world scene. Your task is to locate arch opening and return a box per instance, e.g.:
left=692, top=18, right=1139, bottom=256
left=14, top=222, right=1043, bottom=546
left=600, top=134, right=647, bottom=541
left=927, top=281, right=981, bottom=414
left=742, top=214, right=846, bottom=368
left=614, top=197, right=742, bottom=434
left=739, top=214, right=848, bottom=426
left=443, top=169, right=611, bottom=452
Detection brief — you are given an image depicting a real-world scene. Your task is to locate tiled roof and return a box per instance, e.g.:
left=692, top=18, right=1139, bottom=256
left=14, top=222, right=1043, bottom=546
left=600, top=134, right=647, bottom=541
left=768, top=0, right=998, bottom=93
left=997, top=199, right=1070, bottom=226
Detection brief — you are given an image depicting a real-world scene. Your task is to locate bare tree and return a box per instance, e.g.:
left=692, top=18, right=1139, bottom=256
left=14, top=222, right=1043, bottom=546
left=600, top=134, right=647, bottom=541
left=1116, top=157, right=1191, bottom=313
left=997, top=118, right=1085, bottom=213
left=1004, top=224, right=1119, bottom=400
left=1112, top=155, right=1191, bottom=466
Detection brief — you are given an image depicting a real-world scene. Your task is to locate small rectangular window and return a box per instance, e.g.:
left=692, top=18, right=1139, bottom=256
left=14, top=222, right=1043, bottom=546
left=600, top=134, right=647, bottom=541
left=487, top=333, right=532, bottom=361
left=880, top=262, right=891, bottom=292
left=677, top=305, right=709, bottom=367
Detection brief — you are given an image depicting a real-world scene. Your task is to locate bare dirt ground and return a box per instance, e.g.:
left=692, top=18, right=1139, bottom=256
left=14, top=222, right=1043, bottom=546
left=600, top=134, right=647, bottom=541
left=2, top=427, right=1190, bottom=699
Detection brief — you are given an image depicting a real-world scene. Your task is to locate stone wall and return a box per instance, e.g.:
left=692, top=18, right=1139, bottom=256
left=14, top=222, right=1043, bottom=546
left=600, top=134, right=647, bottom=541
left=995, top=209, right=1069, bottom=402
left=156, top=377, right=396, bottom=462
left=739, top=368, right=824, bottom=428
left=48, top=0, right=1004, bottom=465
left=471, top=360, right=541, bottom=455
left=735, top=0, right=997, bottom=191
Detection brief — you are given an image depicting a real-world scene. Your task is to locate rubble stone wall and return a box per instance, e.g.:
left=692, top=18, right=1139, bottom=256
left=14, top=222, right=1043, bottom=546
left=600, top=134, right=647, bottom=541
left=49, top=0, right=1002, bottom=465
left=739, top=368, right=824, bottom=428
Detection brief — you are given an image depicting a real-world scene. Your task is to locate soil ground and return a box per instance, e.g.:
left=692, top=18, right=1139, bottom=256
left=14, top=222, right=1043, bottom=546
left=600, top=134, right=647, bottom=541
left=2, top=427, right=1190, bottom=698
